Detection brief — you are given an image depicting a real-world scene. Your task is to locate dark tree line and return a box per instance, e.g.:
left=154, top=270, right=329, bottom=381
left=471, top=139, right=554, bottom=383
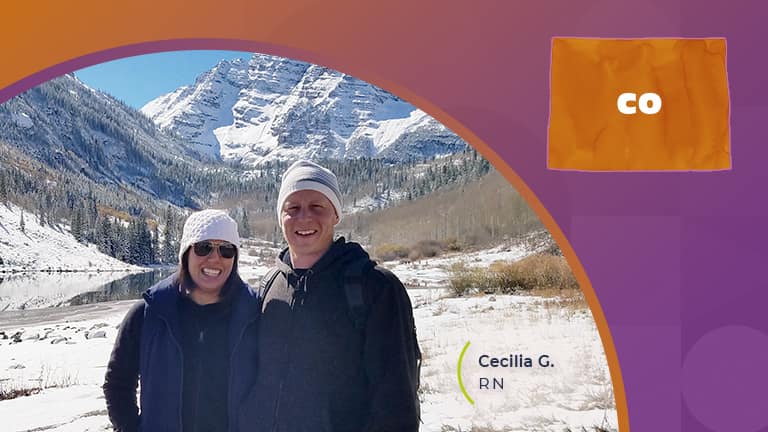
left=236, top=148, right=491, bottom=218
left=2, top=127, right=488, bottom=267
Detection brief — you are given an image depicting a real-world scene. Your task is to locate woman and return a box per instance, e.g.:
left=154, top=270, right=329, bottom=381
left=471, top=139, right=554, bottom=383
left=103, top=209, right=260, bottom=432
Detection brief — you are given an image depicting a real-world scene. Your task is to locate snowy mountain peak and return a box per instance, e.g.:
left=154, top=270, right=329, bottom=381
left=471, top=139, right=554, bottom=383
left=141, top=53, right=466, bottom=164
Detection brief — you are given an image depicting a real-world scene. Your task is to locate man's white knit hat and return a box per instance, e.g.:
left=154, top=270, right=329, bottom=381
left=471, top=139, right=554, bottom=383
left=178, top=209, right=240, bottom=263
left=276, top=160, right=343, bottom=227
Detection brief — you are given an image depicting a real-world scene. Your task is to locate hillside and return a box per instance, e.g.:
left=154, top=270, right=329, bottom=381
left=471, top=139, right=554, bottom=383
left=341, top=170, right=544, bottom=250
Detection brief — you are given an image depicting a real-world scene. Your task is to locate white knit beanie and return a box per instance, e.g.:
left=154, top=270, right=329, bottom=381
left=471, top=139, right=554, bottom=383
left=276, top=160, right=343, bottom=226
left=178, top=209, right=240, bottom=263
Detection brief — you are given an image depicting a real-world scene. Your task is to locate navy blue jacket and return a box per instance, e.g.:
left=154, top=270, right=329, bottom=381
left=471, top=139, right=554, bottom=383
left=103, top=274, right=260, bottom=432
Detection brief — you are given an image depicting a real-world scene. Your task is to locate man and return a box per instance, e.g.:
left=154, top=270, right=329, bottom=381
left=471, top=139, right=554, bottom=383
left=242, top=160, right=421, bottom=432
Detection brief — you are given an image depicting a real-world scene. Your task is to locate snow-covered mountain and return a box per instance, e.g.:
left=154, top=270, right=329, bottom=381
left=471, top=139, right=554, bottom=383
left=0, top=74, right=212, bottom=208
left=142, top=54, right=466, bottom=165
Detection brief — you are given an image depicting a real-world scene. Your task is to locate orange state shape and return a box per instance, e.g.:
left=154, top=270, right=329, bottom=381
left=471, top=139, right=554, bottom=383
left=548, top=38, right=731, bottom=171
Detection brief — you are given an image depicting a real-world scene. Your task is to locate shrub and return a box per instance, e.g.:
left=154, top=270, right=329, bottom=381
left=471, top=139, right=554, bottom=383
left=444, top=237, right=464, bottom=252
left=409, top=240, right=444, bottom=260
left=489, top=254, right=577, bottom=293
left=0, top=364, right=80, bottom=401
left=448, top=254, right=578, bottom=296
left=487, top=261, right=525, bottom=292
left=540, top=237, right=563, bottom=256
left=375, top=243, right=410, bottom=262
left=0, top=384, right=40, bottom=401
left=448, top=262, right=484, bottom=296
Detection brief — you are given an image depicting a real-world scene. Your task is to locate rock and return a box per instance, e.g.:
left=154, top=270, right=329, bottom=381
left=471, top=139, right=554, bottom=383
left=50, top=337, right=68, bottom=344
left=89, top=323, right=110, bottom=330
left=488, top=296, right=497, bottom=302
left=22, top=333, right=40, bottom=341
left=8, top=363, right=25, bottom=370
left=85, top=330, right=107, bottom=339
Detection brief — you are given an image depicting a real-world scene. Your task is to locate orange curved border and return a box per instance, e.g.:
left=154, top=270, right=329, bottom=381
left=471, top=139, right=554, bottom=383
left=1, top=39, right=629, bottom=431
left=377, top=65, right=630, bottom=432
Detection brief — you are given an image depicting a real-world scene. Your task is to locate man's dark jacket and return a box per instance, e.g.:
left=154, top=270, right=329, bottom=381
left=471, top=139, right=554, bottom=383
left=240, top=238, right=421, bottom=432
left=103, top=274, right=260, bottom=432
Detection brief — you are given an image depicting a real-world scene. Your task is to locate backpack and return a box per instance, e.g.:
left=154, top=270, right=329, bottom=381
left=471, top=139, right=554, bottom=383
left=258, top=257, right=422, bottom=404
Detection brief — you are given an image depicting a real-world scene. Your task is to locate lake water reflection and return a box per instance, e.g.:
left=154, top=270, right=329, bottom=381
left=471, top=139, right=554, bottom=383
left=68, top=269, right=176, bottom=306
left=0, top=268, right=175, bottom=311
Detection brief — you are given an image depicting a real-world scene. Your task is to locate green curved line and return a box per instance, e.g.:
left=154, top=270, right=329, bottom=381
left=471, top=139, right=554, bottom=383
left=457, top=341, right=474, bottom=405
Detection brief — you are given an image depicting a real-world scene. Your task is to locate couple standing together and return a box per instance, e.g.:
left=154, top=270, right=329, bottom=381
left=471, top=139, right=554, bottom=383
left=103, top=160, right=422, bottom=432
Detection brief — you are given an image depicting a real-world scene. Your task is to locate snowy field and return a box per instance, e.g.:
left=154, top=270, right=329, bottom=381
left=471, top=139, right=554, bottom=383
left=0, top=240, right=617, bottom=431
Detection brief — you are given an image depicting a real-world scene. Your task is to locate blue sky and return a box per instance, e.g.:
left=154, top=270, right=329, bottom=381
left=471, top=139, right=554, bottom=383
left=74, top=50, right=250, bottom=109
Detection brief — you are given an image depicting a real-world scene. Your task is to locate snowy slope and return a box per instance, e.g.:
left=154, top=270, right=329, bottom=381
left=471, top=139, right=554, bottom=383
left=0, top=203, right=139, bottom=273
left=142, top=54, right=466, bottom=164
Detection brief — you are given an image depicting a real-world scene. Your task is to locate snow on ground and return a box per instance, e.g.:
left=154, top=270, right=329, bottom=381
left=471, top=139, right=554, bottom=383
left=0, top=301, right=132, bottom=432
left=0, top=242, right=617, bottom=432
left=236, top=238, right=281, bottom=284
left=385, top=242, right=533, bottom=288
left=0, top=203, right=140, bottom=272
left=413, top=294, right=616, bottom=431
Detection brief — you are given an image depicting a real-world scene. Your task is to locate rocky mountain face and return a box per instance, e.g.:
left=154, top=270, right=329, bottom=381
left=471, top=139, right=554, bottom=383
left=0, top=74, right=212, bottom=206
left=141, top=53, right=466, bottom=165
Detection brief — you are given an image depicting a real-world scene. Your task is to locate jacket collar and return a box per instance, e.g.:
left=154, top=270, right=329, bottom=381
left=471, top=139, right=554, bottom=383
left=142, top=274, right=182, bottom=317
left=276, top=237, right=370, bottom=276
left=142, top=273, right=259, bottom=340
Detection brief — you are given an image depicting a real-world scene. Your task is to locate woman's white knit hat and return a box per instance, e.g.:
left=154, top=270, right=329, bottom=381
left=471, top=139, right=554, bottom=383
left=276, top=160, right=343, bottom=226
left=178, top=209, right=240, bottom=263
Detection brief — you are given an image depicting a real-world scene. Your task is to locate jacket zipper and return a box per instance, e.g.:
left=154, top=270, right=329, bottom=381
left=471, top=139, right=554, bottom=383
left=228, top=313, right=258, bottom=432
left=154, top=313, right=185, bottom=431
left=192, top=326, right=204, bottom=432
left=271, top=270, right=312, bottom=432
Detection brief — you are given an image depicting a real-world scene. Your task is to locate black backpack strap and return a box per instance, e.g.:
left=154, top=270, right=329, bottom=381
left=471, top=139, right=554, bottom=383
left=344, top=258, right=376, bottom=331
left=346, top=260, right=422, bottom=420
left=379, top=267, right=422, bottom=377
left=259, top=268, right=281, bottom=304
left=377, top=266, right=423, bottom=418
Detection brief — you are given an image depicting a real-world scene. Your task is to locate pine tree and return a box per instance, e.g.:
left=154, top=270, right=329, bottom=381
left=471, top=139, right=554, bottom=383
left=151, top=224, right=160, bottom=264
left=84, top=197, right=98, bottom=243
left=0, top=175, right=7, bottom=204
left=71, top=208, right=83, bottom=242
left=96, top=216, right=112, bottom=256
left=240, top=207, right=251, bottom=239
left=161, top=206, right=178, bottom=264
left=114, top=223, right=129, bottom=262
left=137, top=218, right=152, bottom=265
left=19, top=210, right=25, bottom=233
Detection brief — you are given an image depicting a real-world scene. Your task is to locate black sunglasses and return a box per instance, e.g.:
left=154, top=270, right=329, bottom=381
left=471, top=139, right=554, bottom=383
left=192, top=241, right=237, bottom=259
